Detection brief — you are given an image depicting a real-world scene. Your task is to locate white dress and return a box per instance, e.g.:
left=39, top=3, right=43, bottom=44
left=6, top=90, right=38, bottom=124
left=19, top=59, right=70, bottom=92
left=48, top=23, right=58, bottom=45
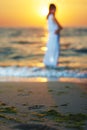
left=43, top=14, right=60, bottom=67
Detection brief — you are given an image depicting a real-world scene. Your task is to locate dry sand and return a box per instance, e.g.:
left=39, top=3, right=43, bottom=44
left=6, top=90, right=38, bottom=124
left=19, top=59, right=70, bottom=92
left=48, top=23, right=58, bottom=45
left=0, top=81, right=87, bottom=130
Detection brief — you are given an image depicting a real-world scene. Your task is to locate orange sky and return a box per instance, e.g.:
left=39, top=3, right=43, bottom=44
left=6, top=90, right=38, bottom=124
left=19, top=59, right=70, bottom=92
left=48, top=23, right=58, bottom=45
left=0, top=0, right=87, bottom=27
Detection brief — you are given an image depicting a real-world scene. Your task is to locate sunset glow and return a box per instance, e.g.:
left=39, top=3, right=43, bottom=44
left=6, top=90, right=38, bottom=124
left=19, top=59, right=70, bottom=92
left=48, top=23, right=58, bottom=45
left=40, top=7, right=48, bottom=17
left=0, top=0, right=87, bottom=27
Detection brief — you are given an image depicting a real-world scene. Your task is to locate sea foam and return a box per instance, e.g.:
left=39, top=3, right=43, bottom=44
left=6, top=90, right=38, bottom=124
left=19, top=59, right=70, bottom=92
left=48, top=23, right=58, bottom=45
left=0, top=66, right=87, bottom=78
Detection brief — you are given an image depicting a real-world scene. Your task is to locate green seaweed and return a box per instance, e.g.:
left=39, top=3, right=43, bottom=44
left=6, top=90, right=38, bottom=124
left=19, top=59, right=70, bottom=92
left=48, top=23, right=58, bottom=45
left=0, top=101, right=7, bottom=106
left=50, top=105, right=58, bottom=108
left=22, top=103, right=28, bottom=106
left=0, top=114, right=22, bottom=123
left=57, top=91, right=67, bottom=96
left=48, top=89, right=53, bottom=92
left=30, top=117, right=44, bottom=122
left=18, top=89, right=24, bottom=92
left=65, top=86, right=71, bottom=89
left=60, top=103, right=69, bottom=107
left=32, top=109, right=87, bottom=129
left=0, top=106, right=17, bottom=114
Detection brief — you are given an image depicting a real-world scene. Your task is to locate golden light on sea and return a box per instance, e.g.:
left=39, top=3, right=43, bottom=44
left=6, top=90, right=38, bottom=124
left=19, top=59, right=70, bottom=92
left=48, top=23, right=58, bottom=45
left=41, top=47, right=47, bottom=51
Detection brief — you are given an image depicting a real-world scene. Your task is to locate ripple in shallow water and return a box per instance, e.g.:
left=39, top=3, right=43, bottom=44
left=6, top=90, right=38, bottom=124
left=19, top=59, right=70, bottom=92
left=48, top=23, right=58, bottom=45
left=74, top=48, right=87, bottom=54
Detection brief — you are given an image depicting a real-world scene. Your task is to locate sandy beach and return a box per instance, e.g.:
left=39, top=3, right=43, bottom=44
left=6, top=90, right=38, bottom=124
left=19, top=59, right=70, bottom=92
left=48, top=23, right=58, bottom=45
left=0, top=81, right=87, bottom=130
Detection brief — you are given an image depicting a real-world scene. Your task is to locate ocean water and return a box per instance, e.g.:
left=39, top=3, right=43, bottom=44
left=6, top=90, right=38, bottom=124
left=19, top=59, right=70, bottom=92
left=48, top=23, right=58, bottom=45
left=0, top=27, right=87, bottom=81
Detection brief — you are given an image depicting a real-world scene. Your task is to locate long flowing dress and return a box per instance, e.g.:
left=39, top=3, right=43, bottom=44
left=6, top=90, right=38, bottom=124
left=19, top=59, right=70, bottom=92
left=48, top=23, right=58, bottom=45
left=43, top=14, right=60, bottom=67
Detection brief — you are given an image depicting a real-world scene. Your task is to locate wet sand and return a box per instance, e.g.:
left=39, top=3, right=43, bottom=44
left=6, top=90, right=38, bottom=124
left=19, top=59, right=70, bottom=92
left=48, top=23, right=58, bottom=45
left=0, top=82, right=87, bottom=130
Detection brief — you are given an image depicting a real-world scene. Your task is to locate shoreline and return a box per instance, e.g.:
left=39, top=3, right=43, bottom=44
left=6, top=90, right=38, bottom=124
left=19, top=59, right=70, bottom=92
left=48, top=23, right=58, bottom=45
left=0, top=76, right=87, bottom=84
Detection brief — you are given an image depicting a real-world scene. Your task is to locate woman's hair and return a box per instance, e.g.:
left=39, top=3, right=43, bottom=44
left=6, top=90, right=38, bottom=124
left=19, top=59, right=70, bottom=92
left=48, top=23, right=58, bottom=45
left=49, top=4, right=56, bottom=11
left=47, top=3, right=56, bottom=19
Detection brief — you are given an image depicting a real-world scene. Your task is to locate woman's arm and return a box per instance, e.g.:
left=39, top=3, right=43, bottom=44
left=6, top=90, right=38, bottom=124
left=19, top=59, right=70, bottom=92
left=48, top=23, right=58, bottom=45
left=53, top=16, right=63, bottom=34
